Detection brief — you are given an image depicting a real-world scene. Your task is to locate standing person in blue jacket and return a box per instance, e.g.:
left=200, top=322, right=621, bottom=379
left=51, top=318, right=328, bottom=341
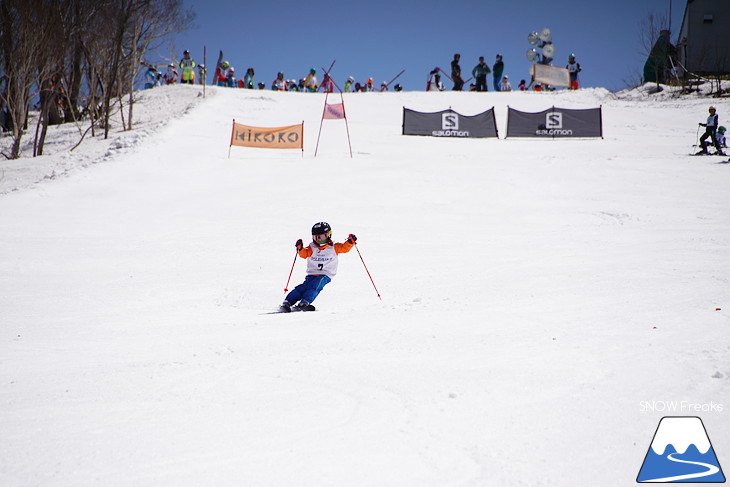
left=280, top=222, right=357, bottom=312
left=698, top=106, right=725, bottom=155
left=472, top=56, right=490, bottom=92
left=492, top=54, right=504, bottom=92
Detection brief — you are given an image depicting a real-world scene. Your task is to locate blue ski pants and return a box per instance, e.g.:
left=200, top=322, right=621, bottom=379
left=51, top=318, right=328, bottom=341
left=285, top=275, right=331, bottom=305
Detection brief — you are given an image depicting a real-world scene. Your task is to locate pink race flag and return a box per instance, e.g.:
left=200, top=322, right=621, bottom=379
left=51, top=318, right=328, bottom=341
left=323, top=103, right=345, bottom=119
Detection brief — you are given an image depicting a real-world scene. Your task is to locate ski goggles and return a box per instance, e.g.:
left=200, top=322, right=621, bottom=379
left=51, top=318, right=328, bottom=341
left=313, top=233, right=330, bottom=244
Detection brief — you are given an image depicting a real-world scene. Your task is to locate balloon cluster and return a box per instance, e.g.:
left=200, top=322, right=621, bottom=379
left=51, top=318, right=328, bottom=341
left=526, top=28, right=554, bottom=66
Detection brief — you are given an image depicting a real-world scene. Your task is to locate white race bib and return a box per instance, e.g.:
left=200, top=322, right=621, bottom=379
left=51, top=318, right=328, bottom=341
left=306, top=243, right=339, bottom=277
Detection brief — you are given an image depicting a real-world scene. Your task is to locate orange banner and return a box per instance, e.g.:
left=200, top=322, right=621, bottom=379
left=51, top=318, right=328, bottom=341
left=230, top=121, right=303, bottom=149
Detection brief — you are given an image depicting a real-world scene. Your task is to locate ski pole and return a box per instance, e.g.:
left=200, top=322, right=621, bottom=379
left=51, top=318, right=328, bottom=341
left=693, top=123, right=699, bottom=148
left=284, top=251, right=297, bottom=292
left=355, top=245, right=381, bottom=300
left=694, top=123, right=701, bottom=148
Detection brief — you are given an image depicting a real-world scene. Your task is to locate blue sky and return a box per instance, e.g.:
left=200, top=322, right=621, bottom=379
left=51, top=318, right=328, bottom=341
left=165, top=0, right=684, bottom=92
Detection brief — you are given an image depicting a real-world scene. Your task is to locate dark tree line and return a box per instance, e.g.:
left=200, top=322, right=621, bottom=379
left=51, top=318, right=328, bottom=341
left=0, top=0, right=193, bottom=159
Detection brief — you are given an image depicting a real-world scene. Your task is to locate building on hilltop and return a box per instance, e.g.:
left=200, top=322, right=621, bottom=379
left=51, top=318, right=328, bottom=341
left=676, top=0, right=730, bottom=77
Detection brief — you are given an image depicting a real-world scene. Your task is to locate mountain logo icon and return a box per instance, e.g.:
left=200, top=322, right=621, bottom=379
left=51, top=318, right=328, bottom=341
left=637, top=416, right=725, bottom=483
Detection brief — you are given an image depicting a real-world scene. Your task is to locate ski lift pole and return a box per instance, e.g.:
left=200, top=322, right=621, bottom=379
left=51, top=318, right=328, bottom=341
left=284, top=250, right=298, bottom=292
left=354, top=244, right=381, bottom=300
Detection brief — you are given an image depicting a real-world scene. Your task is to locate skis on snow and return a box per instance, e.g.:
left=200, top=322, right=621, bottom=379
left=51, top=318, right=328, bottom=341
left=262, top=304, right=317, bottom=315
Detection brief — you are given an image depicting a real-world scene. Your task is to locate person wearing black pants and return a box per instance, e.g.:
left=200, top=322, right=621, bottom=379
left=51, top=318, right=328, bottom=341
left=472, top=56, right=490, bottom=92
left=451, top=53, right=464, bottom=91
left=699, top=106, right=725, bottom=155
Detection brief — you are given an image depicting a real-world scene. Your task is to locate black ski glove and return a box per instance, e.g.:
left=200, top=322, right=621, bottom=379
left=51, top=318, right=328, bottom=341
left=295, top=239, right=303, bottom=251
left=347, top=234, right=357, bottom=244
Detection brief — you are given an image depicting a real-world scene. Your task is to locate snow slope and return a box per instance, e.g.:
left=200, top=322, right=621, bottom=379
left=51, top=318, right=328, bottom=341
left=1, top=84, right=728, bottom=486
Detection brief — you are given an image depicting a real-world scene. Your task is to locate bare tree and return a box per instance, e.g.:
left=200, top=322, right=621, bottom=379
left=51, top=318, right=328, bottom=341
left=33, top=2, right=71, bottom=156
left=123, top=0, right=193, bottom=131
left=0, top=0, right=194, bottom=158
left=708, top=45, right=729, bottom=96
left=63, top=0, right=102, bottom=124
left=0, top=0, right=51, bottom=159
left=81, top=0, right=193, bottom=138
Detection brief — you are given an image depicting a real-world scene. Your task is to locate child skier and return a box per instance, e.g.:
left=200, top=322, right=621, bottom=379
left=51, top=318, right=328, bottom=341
left=226, top=67, right=236, bottom=87
left=144, top=66, right=159, bottom=89
left=499, top=75, right=512, bottom=91
left=163, top=64, right=178, bottom=85
left=280, top=222, right=357, bottom=312
left=716, top=126, right=727, bottom=148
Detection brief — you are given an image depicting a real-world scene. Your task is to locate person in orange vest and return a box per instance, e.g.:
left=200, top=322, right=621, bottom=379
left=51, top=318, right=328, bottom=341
left=279, top=222, right=356, bottom=312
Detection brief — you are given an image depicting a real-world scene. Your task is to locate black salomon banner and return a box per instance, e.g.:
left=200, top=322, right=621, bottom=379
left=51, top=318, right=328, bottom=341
left=403, top=108, right=498, bottom=138
left=506, top=106, right=603, bottom=138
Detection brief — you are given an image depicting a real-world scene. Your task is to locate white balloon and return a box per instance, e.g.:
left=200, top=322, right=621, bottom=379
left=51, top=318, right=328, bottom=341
left=542, top=43, right=555, bottom=58
left=539, top=27, right=551, bottom=42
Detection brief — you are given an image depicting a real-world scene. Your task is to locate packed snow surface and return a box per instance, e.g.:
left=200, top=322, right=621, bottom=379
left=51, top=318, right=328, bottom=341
left=1, top=84, right=728, bottom=486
